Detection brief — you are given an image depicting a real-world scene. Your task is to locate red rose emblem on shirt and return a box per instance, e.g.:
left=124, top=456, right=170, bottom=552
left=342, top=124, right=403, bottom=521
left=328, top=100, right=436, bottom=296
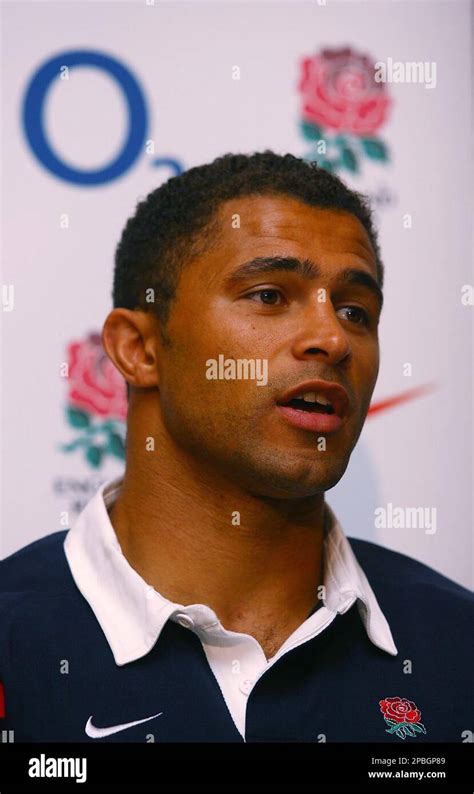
left=379, top=697, right=426, bottom=739
left=299, top=47, right=391, bottom=135
left=380, top=697, right=421, bottom=724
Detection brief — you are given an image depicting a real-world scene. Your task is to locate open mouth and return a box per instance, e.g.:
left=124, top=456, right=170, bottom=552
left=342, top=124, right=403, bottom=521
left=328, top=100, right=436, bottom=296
left=275, top=381, right=349, bottom=433
left=283, top=393, right=335, bottom=414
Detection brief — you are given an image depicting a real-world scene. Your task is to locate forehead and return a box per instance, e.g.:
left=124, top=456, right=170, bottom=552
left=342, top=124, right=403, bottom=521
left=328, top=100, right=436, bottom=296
left=204, top=193, right=378, bottom=280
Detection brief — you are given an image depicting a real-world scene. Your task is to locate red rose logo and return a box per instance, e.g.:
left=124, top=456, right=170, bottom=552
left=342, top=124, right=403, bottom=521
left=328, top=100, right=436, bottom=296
left=379, top=697, right=426, bottom=739
left=380, top=697, right=421, bottom=724
left=67, top=332, right=127, bottom=420
left=297, top=46, right=391, bottom=174
left=61, top=332, right=127, bottom=468
left=299, top=47, right=391, bottom=135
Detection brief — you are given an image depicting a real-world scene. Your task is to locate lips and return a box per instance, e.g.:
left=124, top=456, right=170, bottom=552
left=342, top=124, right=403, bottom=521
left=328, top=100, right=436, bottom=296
left=277, top=380, right=350, bottom=417
left=275, top=380, right=350, bottom=434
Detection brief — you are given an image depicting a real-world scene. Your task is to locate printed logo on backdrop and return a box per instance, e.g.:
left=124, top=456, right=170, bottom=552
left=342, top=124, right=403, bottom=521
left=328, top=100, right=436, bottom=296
left=298, top=47, right=397, bottom=210
left=22, top=49, right=183, bottom=185
left=60, top=333, right=127, bottom=466
left=54, top=333, right=127, bottom=516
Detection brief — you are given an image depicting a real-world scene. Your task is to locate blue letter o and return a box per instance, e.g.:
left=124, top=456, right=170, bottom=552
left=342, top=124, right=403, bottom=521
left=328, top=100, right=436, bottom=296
left=22, top=50, right=148, bottom=185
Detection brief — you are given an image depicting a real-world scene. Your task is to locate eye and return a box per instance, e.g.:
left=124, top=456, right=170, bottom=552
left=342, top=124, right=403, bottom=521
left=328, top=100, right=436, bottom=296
left=245, top=288, right=285, bottom=306
left=338, top=306, right=370, bottom=326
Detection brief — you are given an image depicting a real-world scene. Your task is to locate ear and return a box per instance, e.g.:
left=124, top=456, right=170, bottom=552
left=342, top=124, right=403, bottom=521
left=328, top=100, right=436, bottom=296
left=101, top=309, right=161, bottom=390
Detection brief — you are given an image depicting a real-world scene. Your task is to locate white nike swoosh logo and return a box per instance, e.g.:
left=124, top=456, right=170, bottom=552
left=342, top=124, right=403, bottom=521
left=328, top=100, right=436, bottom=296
left=85, top=711, right=163, bottom=738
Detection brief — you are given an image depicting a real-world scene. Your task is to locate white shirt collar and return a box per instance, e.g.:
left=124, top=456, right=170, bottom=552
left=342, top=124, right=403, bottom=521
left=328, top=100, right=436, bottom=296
left=64, top=476, right=397, bottom=665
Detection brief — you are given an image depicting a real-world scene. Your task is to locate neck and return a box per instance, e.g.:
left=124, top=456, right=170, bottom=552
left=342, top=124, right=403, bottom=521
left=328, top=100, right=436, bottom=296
left=109, top=403, right=328, bottom=658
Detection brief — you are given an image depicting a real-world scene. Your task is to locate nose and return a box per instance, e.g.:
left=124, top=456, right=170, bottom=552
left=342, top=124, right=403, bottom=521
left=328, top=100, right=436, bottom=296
left=290, top=300, right=351, bottom=365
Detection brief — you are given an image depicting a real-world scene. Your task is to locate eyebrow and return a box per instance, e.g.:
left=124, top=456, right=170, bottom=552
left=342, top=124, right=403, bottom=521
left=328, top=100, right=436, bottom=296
left=223, top=255, right=384, bottom=309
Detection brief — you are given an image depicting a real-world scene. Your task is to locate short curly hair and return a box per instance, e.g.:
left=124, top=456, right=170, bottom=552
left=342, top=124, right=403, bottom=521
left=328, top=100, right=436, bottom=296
left=113, top=150, right=383, bottom=332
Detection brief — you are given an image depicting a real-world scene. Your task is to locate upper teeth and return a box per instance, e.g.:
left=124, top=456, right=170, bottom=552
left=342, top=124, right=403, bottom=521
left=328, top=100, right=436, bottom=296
left=296, top=392, right=331, bottom=405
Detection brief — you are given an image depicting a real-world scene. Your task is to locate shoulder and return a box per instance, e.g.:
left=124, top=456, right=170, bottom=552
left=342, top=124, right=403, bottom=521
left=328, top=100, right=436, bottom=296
left=0, top=531, right=86, bottom=674
left=348, top=537, right=474, bottom=612
left=0, top=531, right=71, bottom=602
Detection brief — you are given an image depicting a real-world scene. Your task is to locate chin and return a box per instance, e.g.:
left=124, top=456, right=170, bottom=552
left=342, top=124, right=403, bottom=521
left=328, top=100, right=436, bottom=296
left=244, top=456, right=350, bottom=500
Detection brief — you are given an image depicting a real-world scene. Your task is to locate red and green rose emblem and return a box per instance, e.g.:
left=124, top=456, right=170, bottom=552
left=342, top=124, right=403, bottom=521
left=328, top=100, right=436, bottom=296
left=60, top=333, right=127, bottom=468
left=380, top=697, right=427, bottom=739
left=298, top=46, right=391, bottom=175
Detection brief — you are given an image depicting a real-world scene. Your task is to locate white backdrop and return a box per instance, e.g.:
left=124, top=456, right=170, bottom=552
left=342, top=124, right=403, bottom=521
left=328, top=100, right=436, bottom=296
left=1, top=0, right=472, bottom=588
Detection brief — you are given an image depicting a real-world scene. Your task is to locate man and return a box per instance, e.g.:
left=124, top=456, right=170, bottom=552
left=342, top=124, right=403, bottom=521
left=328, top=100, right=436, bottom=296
left=1, top=152, right=472, bottom=743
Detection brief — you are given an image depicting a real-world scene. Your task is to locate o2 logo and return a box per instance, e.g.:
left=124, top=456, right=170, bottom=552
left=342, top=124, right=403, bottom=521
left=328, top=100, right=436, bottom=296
left=22, top=49, right=183, bottom=186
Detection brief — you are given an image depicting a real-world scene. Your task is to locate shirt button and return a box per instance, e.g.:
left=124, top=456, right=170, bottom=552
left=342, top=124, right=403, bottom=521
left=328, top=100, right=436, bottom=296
left=175, top=613, right=195, bottom=629
left=239, top=678, right=254, bottom=696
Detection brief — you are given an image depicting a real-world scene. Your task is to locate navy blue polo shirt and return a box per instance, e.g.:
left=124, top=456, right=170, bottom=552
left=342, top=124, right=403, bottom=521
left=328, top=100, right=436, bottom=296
left=1, top=520, right=472, bottom=743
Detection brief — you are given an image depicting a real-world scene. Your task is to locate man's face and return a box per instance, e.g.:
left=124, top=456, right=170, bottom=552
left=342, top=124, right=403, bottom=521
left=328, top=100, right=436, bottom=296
left=155, top=194, right=382, bottom=499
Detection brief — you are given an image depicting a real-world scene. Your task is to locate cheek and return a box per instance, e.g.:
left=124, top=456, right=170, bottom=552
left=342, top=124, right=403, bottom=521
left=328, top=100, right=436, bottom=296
left=351, top=344, right=379, bottom=414
left=161, top=340, right=255, bottom=426
left=200, top=299, right=266, bottom=352
left=363, top=355, right=379, bottom=392
left=355, top=336, right=379, bottom=378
